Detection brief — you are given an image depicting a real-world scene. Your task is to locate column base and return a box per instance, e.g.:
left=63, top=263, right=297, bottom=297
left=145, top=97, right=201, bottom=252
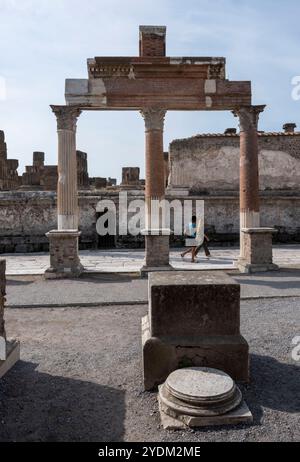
left=237, top=259, right=279, bottom=274
left=140, top=264, right=174, bottom=278
left=45, top=230, right=83, bottom=279
left=141, top=230, right=171, bottom=275
left=0, top=339, right=20, bottom=379
left=238, top=227, right=279, bottom=274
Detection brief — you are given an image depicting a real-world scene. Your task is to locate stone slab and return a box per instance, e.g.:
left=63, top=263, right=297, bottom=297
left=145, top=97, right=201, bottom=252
left=158, top=397, right=253, bottom=429
left=0, top=340, right=20, bottom=379
left=238, top=260, right=279, bottom=274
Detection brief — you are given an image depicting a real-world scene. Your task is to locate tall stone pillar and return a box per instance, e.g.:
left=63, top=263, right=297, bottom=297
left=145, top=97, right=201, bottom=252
left=233, top=105, right=265, bottom=258
left=140, top=108, right=171, bottom=275
left=45, top=105, right=83, bottom=279
left=233, top=105, right=278, bottom=273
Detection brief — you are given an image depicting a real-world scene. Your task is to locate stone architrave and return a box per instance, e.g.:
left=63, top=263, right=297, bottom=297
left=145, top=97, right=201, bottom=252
left=142, top=271, right=249, bottom=391
left=0, top=259, right=20, bottom=378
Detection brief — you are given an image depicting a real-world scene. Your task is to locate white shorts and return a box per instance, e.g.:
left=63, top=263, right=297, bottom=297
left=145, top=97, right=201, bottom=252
left=185, top=238, right=197, bottom=247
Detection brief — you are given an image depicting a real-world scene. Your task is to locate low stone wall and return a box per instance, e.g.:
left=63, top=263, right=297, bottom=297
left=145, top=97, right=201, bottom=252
left=0, top=190, right=299, bottom=253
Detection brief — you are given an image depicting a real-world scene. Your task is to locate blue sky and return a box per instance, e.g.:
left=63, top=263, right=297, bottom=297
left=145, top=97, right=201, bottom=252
left=0, top=0, right=300, bottom=181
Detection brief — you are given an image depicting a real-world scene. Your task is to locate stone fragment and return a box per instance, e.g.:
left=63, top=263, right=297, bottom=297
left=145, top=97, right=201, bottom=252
left=158, top=367, right=253, bottom=429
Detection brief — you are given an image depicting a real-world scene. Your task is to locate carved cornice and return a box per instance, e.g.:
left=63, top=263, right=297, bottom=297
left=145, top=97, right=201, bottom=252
left=51, top=105, right=82, bottom=131
left=233, top=105, right=266, bottom=132
left=140, top=108, right=167, bottom=131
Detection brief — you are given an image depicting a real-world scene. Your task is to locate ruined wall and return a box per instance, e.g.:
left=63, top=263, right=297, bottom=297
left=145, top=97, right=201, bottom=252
left=0, top=131, right=20, bottom=191
left=169, top=133, right=300, bottom=193
left=0, top=190, right=299, bottom=253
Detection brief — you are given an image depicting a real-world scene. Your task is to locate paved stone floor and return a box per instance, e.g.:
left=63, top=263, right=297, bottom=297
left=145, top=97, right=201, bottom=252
left=2, top=245, right=300, bottom=276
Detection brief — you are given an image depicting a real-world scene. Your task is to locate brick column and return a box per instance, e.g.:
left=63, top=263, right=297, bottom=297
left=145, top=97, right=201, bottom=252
left=233, top=105, right=265, bottom=258
left=140, top=108, right=171, bottom=275
left=45, top=106, right=83, bottom=279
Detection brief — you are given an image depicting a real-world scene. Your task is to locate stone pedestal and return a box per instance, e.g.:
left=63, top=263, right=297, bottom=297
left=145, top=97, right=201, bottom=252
left=0, top=259, right=20, bottom=379
left=45, top=230, right=83, bottom=279
left=158, top=367, right=252, bottom=429
left=140, top=229, right=172, bottom=276
left=142, top=271, right=249, bottom=391
left=238, top=227, right=279, bottom=274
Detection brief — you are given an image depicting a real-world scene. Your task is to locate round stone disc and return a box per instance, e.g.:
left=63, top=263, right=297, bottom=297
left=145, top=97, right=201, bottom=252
left=165, top=367, right=236, bottom=405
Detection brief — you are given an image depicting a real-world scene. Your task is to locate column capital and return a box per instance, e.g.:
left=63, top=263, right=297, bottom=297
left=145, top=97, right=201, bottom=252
left=140, top=108, right=167, bottom=131
left=232, top=105, right=266, bottom=132
left=51, top=105, right=82, bottom=131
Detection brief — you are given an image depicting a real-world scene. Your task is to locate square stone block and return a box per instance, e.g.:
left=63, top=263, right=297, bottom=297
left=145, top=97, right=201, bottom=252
left=238, top=228, right=279, bottom=274
left=142, top=271, right=249, bottom=390
left=158, top=395, right=253, bottom=429
left=149, top=271, right=240, bottom=337
left=45, top=230, right=83, bottom=279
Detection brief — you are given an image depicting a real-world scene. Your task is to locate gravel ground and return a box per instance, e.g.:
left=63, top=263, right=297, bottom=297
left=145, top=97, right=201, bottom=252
left=0, top=297, right=299, bottom=442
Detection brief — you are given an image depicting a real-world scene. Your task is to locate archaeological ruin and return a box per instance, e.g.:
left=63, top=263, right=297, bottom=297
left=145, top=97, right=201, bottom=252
left=0, top=26, right=298, bottom=274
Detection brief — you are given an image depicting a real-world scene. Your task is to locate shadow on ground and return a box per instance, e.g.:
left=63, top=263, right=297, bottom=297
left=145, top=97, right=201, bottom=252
left=242, top=353, right=300, bottom=420
left=0, top=361, right=125, bottom=442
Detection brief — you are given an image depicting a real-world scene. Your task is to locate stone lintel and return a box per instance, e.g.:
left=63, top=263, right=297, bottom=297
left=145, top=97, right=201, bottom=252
left=241, top=227, right=278, bottom=234
left=139, top=25, right=167, bottom=37
left=46, top=229, right=81, bottom=238
left=65, top=78, right=251, bottom=110
left=141, top=228, right=171, bottom=236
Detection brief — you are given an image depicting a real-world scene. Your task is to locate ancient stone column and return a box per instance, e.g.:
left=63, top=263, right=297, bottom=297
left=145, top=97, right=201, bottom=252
left=140, top=108, right=171, bottom=274
left=51, top=105, right=82, bottom=230
left=233, top=105, right=265, bottom=257
left=45, top=106, right=83, bottom=279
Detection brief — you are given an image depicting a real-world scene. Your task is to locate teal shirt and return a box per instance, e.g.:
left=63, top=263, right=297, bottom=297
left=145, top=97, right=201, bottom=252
left=188, top=222, right=196, bottom=238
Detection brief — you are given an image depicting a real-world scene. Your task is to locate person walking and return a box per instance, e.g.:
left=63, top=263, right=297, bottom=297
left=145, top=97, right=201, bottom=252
left=195, top=222, right=211, bottom=259
left=181, top=215, right=198, bottom=263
